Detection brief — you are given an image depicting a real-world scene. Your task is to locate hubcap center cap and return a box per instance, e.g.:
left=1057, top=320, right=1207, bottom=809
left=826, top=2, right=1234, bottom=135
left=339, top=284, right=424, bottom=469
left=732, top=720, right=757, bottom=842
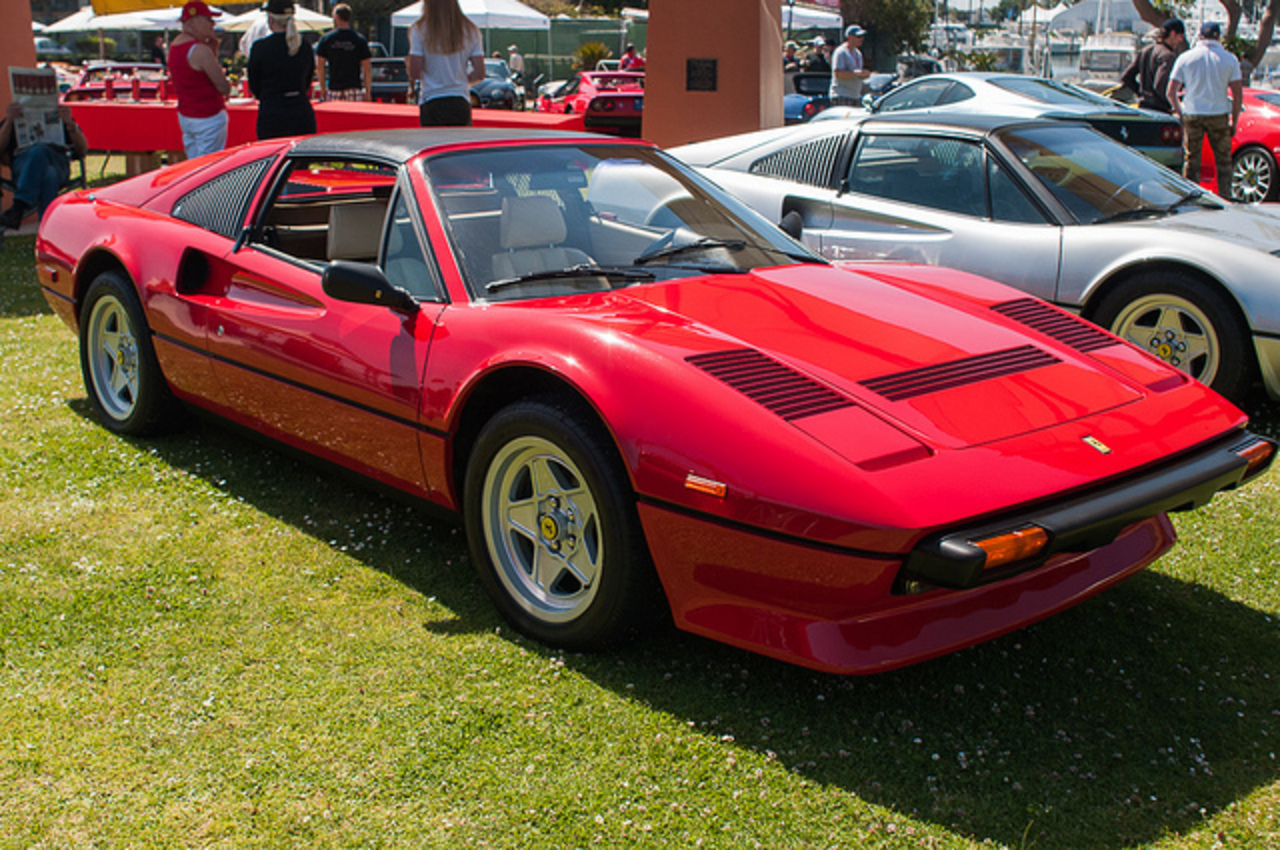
left=537, top=496, right=577, bottom=553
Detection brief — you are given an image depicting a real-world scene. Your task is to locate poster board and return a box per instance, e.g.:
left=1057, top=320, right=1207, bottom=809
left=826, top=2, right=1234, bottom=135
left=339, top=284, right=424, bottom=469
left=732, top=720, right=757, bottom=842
left=7, top=67, right=64, bottom=151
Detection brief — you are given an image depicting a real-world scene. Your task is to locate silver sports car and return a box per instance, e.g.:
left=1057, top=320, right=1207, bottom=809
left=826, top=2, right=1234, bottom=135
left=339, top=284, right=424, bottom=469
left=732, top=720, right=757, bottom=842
left=816, top=72, right=1184, bottom=169
left=671, top=112, right=1280, bottom=402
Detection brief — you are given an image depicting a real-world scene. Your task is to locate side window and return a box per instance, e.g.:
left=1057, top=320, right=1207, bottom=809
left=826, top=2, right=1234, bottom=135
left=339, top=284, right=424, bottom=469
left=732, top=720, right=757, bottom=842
left=383, top=190, right=441, bottom=300
left=847, top=135, right=987, bottom=217
left=988, top=159, right=1048, bottom=224
left=252, top=158, right=396, bottom=267
left=877, top=79, right=951, bottom=113
left=936, top=82, right=975, bottom=106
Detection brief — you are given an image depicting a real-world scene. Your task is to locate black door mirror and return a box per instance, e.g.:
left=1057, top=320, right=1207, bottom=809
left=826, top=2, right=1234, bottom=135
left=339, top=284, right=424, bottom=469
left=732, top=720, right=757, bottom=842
left=322, top=260, right=418, bottom=314
left=779, top=210, right=804, bottom=241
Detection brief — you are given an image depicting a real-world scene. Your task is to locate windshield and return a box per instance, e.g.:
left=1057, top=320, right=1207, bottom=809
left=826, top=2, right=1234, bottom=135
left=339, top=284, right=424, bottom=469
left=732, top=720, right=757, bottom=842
left=990, top=76, right=1120, bottom=108
left=485, top=59, right=510, bottom=80
left=998, top=123, right=1212, bottom=224
left=426, top=144, right=820, bottom=302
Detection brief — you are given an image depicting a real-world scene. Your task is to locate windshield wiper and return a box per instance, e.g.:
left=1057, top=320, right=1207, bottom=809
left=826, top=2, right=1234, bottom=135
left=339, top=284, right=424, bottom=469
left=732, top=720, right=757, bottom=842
left=1093, top=205, right=1169, bottom=225
left=1166, top=190, right=1217, bottom=212
left=634, top=237, right=746, bottom=265
left=486, top=264, right=655, bottom=292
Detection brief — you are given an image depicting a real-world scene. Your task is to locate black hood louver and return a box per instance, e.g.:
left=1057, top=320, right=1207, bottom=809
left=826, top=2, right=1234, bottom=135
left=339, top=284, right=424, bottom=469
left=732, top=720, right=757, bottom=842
left=861, top=345, right=1060, bottom=401
left=991, top=298, right=1115, bottom=353
left=687, top=349, right=854, bottom=421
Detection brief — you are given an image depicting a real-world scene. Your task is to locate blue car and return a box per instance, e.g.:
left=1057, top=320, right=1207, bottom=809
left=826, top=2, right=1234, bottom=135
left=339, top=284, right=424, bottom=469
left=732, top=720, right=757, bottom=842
left=783, top=72, right=830, bottom=124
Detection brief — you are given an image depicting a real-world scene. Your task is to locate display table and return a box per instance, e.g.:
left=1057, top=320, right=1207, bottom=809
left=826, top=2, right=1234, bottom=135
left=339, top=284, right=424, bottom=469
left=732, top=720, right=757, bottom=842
left=68, top=99, right=587, bottom=174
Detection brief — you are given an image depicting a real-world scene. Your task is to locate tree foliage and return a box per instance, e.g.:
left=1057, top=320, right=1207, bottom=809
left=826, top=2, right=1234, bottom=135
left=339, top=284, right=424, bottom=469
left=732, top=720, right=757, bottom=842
left=840, top=0, right=934, bottom=65
left=1130, top=0, right=1280, bottom=67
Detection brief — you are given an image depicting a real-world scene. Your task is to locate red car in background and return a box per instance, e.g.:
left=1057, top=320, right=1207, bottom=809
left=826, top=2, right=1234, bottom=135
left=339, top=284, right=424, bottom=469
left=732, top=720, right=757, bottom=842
left=61, top=62, right=169, bottom=102
left=535, top=70, right=643, bottom=136
left=1198, top=87, right=1280, bottom=202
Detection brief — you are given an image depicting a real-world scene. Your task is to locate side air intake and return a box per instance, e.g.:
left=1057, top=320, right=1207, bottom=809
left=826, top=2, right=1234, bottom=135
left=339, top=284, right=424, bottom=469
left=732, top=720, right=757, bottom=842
left=687, top=349, right=854, bottom=421
left=861, top=345, right=1060, bottom=401
left=991, top=298, right=1116, bottom=353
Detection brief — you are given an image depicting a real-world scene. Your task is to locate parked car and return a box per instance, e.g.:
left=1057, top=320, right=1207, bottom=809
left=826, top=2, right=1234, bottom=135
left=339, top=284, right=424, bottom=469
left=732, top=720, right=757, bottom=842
left=61, top=63, right=168, bottom=102
left=471, top=58, right=524, bottom=110
left=784, top=72, right=830, bottom=124
left=535, top=70, right=643, bottom=136
left=34, top=129, right=1272, bottom=673
left=1217, top=88, right=1280, bottom=203
left=34, top=36, right=72, bottom=61
left=817, top=72, right=1184, bottom=169
left=673, top=112, right=1280, bottom=401
left=369, top=56, right=411, bottom=103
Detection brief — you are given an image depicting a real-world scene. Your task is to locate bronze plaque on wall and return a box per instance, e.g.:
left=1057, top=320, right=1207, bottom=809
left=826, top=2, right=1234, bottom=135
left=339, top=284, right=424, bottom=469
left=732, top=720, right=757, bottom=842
left=686, top=58, right=718, bottom=92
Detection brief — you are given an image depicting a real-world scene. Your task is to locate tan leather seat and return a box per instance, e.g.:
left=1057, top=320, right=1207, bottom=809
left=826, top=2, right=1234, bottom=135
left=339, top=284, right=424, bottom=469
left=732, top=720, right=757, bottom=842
left=327, top=202, right=387, bottom=262
left=490, top=195, right=595, bottom=281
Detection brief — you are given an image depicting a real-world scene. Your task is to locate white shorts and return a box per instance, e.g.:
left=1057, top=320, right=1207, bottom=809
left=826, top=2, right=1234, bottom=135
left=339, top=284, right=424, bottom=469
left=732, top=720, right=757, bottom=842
left=178, top=110, right=229, bottom=160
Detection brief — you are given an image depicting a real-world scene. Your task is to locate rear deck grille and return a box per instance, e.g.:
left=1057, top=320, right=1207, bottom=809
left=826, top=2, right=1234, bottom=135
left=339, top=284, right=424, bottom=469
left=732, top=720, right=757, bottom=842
left=991, top=298, right=1115, bottom=353
left=861, top=345, right=1060, bottom=401
left=687, top=349, right=854, bottom=420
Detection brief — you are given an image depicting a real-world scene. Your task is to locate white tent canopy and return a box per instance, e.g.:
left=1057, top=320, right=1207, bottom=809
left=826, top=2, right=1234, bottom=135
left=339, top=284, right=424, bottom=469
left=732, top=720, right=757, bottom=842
left=43, top=4, right=226, bottom=32
left=221, top=7, right=332, bottom=34
left=33, top=20, right=46, bottom=32
left=391, top=0, right=550, bottom=31
left=783, top=4, right=842, bottom=30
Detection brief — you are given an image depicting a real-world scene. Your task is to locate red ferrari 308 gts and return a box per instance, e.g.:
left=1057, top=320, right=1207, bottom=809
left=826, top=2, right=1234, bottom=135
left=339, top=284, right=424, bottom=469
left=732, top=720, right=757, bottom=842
left=535, top=71, right=644, bottom=136
left=35, top=129, right=1273, bottom=674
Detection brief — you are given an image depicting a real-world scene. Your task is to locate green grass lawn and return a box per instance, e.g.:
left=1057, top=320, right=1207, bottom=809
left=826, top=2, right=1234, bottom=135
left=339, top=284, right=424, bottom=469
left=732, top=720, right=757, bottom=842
left=1, top=233, right=1277, bottom=848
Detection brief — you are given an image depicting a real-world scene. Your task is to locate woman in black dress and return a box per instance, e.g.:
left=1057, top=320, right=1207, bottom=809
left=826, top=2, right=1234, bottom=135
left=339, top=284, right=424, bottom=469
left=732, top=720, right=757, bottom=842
left=247, top=0, right=316, bottom=139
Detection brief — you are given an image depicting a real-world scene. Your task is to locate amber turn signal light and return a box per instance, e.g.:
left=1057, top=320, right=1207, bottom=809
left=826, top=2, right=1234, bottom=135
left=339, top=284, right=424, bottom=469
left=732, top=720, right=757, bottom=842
left=973, top=525, right=1049, bottom=570
left=1236, top=438, right=1275, bottom=481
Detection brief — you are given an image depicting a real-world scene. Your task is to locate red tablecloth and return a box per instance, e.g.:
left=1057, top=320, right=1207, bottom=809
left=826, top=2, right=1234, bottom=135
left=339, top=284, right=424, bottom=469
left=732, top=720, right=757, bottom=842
left=68, top=98, right=585, bottom=153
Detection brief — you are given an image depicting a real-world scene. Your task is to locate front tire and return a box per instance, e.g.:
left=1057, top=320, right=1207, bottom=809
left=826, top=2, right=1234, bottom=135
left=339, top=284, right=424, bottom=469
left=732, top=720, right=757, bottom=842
left=1093, top=271, right=1252, bottom=402
left=79, top=271, right=184, bottom=435
left=464, top=398, right=661, bottom=649
left=1232, top=146, right=1277, bottom=203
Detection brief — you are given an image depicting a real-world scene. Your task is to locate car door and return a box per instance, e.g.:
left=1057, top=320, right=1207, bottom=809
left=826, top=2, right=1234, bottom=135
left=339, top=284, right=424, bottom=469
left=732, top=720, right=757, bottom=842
left=815, top=131, right=1064, bottom=302
left=199, top=157, right=446, bottom=496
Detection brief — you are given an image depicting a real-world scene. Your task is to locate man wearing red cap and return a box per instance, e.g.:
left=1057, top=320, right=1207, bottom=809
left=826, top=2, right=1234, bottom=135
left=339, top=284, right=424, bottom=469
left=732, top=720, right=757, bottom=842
left=169, top=0, right=231, bottom=159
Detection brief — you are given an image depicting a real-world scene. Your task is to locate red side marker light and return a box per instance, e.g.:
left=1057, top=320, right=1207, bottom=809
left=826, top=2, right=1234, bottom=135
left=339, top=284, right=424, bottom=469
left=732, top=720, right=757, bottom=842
left=684, top=473, right=727, bottom=499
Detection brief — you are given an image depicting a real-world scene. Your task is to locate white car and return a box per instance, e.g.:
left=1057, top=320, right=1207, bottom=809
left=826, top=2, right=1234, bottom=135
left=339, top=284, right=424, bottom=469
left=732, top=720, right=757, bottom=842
left=672, top=112, right=1280, bottom=402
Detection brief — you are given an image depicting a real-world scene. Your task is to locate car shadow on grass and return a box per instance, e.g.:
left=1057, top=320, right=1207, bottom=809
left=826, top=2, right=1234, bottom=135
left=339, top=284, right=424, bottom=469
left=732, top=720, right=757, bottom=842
left=67, top=398, right=1280, bottom=850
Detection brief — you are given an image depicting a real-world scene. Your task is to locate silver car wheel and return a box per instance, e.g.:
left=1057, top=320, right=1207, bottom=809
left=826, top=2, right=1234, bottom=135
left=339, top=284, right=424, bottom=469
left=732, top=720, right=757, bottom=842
left=85, top=293, right=141, bottom=422
left=1232, top=148, right=1275, bottom=203
left=1110, top=293, right=1220, bottom=386
left=481, top=435, right=603, bottom=624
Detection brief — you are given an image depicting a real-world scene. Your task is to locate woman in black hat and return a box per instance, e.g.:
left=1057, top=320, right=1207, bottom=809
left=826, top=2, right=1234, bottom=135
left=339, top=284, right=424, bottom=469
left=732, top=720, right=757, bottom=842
left=248, top=0, right=317, bottom=139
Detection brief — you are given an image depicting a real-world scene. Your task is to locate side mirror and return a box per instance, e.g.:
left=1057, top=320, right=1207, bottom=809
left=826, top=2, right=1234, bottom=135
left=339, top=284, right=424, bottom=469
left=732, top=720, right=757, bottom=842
left=322, top=260, right=418, bottom=314
left=779, top=210, right=804, bottom=241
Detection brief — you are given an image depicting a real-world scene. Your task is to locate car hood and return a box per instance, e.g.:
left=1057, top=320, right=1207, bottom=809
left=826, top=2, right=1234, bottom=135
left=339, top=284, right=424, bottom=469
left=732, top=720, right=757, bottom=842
left=1125, top=202, right=1280, bottom=252
left=614, top=263, right=1157, bottom=450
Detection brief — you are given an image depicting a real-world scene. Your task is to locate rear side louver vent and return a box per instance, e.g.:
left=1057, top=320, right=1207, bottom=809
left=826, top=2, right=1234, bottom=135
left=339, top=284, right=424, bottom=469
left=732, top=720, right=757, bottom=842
left=748, top=133, right=849, bottom=188
left=861, top=345, right=1060, bottom=401
left=687, top=349, right=854, bottom=420
left=991, top=298, right=1115, bottom=353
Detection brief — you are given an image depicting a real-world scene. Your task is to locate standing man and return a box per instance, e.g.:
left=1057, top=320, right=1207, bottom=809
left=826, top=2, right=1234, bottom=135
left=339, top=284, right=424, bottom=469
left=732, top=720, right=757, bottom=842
left=1120, top=18, right=1186, bottom=113
left=830, top=24, right=871, bottom=106
left=802, top=37, right=829, bottom=73
left=1167, top=22, right=1243, bottom=199
left=169, top=0, right=231, bottom=159
left=620, top=43, right=645, bottom=71
left=316, top=3, right=372, bottom=102
left=506, top=44, right=525, bottom=84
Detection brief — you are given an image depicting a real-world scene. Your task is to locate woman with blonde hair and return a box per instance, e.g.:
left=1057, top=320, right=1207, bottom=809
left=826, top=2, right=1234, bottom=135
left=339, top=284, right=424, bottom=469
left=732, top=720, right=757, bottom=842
left=248, top=0, right=316, bottom=139
left=407, top=0, right=486, bottom=126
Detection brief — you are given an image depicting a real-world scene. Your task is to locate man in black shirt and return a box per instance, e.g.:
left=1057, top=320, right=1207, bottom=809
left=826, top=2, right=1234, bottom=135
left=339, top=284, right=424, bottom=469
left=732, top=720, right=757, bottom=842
left=315, top=3, right=371, bottom=101
left=1120, top=18, right=1186, bottom=113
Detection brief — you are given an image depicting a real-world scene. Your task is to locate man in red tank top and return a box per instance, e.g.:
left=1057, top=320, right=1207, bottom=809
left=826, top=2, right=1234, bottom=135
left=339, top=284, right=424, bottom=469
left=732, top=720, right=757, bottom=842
left=169, top=1, right=231, bottom=159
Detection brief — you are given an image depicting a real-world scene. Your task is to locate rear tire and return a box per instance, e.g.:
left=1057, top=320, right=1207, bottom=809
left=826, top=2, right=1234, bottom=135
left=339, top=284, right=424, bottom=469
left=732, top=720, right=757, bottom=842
left=1232, top=146, right=1277, bottom=203
left=79, top=271, right=184, bottom=436
left=464, top=397, right=662, bottom=649
left=1093, top=271, right=1253, bottom=402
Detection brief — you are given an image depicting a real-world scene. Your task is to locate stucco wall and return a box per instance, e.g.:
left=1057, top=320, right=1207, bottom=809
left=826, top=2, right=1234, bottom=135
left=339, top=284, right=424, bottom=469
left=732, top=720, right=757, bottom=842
left=642, top=0, right=784, bottom=148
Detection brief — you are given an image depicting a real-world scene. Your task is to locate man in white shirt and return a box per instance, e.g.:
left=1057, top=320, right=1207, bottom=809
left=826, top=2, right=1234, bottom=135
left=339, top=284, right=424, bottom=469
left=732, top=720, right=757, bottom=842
left=1167, top=21, right=1243, bottom=199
